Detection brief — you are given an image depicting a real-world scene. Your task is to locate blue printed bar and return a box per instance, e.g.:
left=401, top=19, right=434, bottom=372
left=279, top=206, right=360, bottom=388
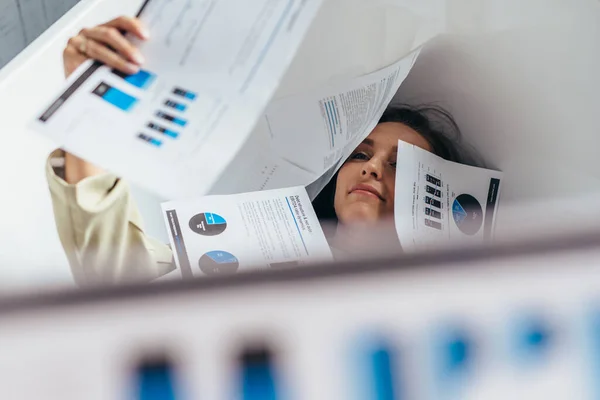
left=138, top=133, right=162, bottom=147
left=123, top=69, right=156, bottom=89
left=353, top=336, right=401, bottom=400
left=173, top=87, right=197, bottom=100
left=239, top=347, right=279, bottom=400
left=156, top=111, right=187, bottom=127
left=431, top=327, right=474, bottom=399
left=163, top=129, right=178, bottom=139
left=512, top=315, right=553, bottom=365
left=364, top=340, right=399, bottom=400
left=165, top=99, right=187, bottom=112
left=147, top=122, right=179, bottom=139
left=438, top=330, right=471, bottom=378
left=135, top=356, right=177, bottom=400
left=92, top=82, right=137, bottom=112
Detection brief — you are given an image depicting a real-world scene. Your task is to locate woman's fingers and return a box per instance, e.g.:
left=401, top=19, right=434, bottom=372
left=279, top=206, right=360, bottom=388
left=80, top=25, right=145, bottom=65
left=63, top=38, right=89, bottom=77
left=81, top=35, right=140, bottom=74
left=103, top=16, right=150, bottom=41
left=62, top=16, right=149, bottom=78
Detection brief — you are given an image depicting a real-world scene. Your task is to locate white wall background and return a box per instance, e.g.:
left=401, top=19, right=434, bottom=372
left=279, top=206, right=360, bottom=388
left=0, top=0, right=599, bottom=292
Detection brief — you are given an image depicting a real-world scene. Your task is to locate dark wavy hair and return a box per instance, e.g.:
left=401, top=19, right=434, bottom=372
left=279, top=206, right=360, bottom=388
left=311, top=104, right=480, bottom=222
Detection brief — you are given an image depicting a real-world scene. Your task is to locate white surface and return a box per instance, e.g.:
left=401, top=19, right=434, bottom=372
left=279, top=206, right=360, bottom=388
left=0, top=0, right=599, bottom=290
left=394, top=13, right=600, bottom=205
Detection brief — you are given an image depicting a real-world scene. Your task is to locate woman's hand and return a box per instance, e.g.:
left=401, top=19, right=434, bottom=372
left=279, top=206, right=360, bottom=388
left=61, top=16, right=149, bottom=184
left=63, top=16, right=149, bottom=78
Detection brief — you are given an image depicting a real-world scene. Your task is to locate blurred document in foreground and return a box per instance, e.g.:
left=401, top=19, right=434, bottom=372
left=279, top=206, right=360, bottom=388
left=162, top=187, right=332, bottom=278
left=31, top=0, right=323, bottom=199
left=395, top=141, right=503, bottom=252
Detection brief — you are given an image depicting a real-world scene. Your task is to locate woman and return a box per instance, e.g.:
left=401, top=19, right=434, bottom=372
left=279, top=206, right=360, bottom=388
left=49, top=17, right=469, bottom=285
left=313, top=105, right=468, bottom=257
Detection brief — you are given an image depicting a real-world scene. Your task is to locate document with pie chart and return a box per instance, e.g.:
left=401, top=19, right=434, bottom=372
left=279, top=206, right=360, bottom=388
left=161, top=187, right=333, bottom=278
left=394, top=141, right=503, bottom=252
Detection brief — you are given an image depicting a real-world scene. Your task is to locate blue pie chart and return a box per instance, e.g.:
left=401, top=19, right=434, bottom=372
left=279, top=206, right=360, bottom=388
left=452, top=194, right=483, bottom=236
left=189, top=212, right=227, bottom=236
left=199, top=251, right=239, bottom=275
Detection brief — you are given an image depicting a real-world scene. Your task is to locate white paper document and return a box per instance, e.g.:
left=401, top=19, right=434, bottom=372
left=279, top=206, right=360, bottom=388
left=210, top=48, right=422, bottom=197
left=395, top=141, right=502, bottom=252
left=31, top=0, right=323, bottom=199
left=162, top=186, right=333, bottom=278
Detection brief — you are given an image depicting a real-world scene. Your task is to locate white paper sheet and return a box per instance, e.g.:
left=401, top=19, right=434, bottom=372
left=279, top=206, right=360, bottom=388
left=31, top=0, right=323, bottom=199
left=211, top=48, right=422, bottom=198
left=395, top=141, right=503, bottom=252
left=162, top=186, right=332, bottom=278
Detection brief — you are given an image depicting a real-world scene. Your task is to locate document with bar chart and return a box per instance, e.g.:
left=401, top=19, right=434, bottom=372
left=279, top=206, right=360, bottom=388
left=394, top=141, right=503, bottom=252
left=31, top=0, right=324, bottom=199
left=162, top=186, right=332, bottom=278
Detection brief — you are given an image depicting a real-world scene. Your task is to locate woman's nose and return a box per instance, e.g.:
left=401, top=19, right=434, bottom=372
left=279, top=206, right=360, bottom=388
left=361, top=158, right=384, bottom=180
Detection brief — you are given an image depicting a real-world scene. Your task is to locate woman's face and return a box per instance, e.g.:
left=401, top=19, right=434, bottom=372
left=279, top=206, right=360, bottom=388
left=334, top=122, right=432, bottom=224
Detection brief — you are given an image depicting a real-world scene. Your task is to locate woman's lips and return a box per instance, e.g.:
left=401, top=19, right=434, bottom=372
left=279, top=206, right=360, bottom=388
left=349, top=184, right=385, bottom=201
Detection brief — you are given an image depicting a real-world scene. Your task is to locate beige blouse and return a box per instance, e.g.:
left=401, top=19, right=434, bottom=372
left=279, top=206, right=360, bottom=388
left=46, top=150, right=174, bottom=286
left=46, top=150, right=392, bottom=285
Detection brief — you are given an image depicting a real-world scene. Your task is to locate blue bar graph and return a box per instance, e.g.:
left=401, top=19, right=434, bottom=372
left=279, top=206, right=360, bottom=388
left=92, top=82, right=137, bottom=112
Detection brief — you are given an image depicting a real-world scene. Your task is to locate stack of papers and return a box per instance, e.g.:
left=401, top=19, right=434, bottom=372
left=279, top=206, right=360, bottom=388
left=163, top=146, right=502, bottom=278
left=32, top=0, right=424, bottom=201
left=30, top=0, right=503, bottom=277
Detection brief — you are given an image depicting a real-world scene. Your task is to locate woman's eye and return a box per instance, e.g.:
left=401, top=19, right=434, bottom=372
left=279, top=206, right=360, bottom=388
left=350, top=152, right=369, bottom=161
left=389, top=162, right=397, bottom=169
